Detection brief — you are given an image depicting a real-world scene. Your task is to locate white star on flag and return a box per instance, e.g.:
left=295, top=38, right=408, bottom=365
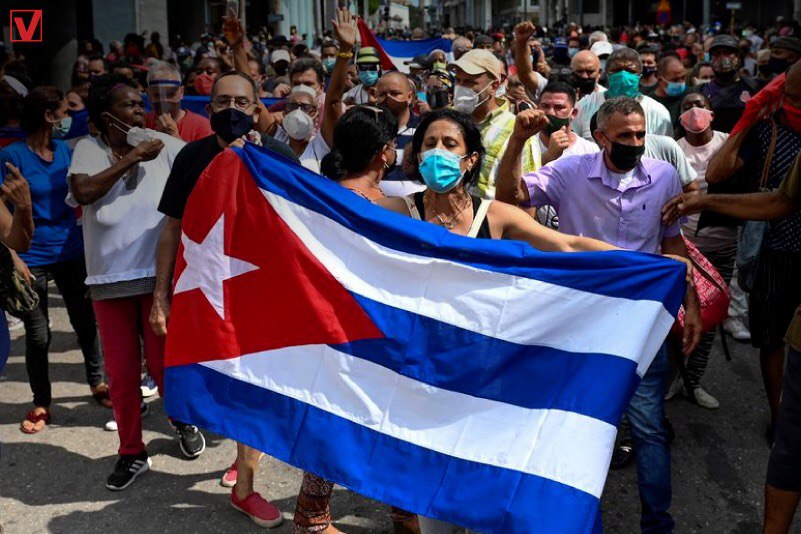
left=174, top=214, right=259, bottom=320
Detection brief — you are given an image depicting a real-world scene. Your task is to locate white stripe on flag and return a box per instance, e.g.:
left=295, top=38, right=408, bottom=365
left=262, top=189, right=673, bottom=375
left=202, top=344, right=617, bottom=498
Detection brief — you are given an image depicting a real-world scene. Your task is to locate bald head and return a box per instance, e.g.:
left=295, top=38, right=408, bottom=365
left=572, top=50, right=601, bottom=71
left=380, top=71, right=414, bottom=92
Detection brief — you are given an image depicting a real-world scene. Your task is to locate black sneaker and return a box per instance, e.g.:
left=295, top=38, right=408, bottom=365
left=172, top=421, right=206, bottom=458
left=106, top=451, right=151, bottom=491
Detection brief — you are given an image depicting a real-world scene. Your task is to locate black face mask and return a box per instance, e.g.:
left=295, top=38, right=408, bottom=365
left=572, top=74, right=596, bottom=95
left=714, top=69, right=738, bottom=83
left=642, top=66, right=657, bottom=78
left=758, top=63, right=773, bottom=76
left=274, top=64, right=288, bottom=76
left=768, top=57, right=792, bottom=75
left=544, top=114, right=571, bottom=135
left=426, top=89, right=450, bottom=110
left=210, top=108, right=254, bottom=143
left=607, top=140, right=645, bottom=171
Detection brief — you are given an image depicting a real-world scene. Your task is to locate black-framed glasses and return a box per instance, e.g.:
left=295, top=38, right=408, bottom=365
left=210, top=95, right=256, bottom=111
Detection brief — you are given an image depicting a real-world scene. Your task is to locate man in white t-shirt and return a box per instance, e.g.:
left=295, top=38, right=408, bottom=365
left=536, top=81, right=601, bottom=166
left=574, top=47, right=673, bottom=140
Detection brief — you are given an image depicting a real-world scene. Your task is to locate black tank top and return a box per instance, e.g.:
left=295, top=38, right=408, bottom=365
left=413, top=192, right=492, bottom=239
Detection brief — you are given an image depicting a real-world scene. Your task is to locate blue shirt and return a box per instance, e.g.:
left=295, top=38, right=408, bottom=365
left=0, top=140, right=83, bottom=266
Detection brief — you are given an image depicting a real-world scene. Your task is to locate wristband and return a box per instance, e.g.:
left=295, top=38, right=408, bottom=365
left=337, top=51, right=354, bottom=59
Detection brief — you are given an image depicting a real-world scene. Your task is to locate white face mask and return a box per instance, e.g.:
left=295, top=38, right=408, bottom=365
left=453, top=83, right=491, bottom=114
left=495, top=82, right=507, bottom=99
left=283, top=108, right=315, bottom=141
left=126, top=127, right=153, bottom=147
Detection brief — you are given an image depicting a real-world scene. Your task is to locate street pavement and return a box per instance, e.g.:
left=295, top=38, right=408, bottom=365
left=0, top=288, right=799, bottom=533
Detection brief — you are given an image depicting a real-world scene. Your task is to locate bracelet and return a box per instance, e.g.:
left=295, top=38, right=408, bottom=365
left=337, top=51, right=354, bottom=59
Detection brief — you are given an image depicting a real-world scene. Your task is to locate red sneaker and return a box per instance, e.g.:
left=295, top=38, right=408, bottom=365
left=220, top=461, right=237, bottom=487
left=230, top=490, right=283, bottom=528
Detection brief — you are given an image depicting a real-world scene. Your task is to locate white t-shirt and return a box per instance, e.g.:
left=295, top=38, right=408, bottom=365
left=344, top=84, right=372, bottom=105
left=644, top=134, right=697, bottom=186
left=67, top=131, right=185, bottom=286
left=538, top=133, right=600, bottom=165
left=574, top=91, right=673, bottom=140
left=677, top=131, right=738, bottom=251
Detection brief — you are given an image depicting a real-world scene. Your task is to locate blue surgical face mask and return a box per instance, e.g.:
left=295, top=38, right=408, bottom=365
left=568, top=47, right=580, bottom=58
left=665, top=81, right=686, bottom=96
left=606, top=70, right=641, bottom=98
left=52, top=116, right=73, bottom=139
left=418, top=148, right=466, bottom=193
left=359, top=70, right=379, bottom=87
left=322, top=57, right=336, bottom=72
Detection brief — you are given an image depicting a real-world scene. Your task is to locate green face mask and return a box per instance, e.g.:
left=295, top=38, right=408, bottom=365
left=606, top=70, right=641, bottom=98
left=544, top=114, right=570, bottom=135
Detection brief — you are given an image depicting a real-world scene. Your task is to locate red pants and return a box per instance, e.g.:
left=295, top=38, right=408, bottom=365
left=93, top=293, right=164, bottom=456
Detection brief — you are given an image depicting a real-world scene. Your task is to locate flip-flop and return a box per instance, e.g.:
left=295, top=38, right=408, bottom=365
left=20, top=409, right=50, bottom=434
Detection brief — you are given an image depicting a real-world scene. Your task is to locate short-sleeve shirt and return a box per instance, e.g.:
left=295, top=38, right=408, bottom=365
left=67, top=131, right=186, bottom=285
left=574, top=92, right=673, bottom=140
left=522, top=152, right=682, bottom=253
left=538, top=133, right=600, bottom=163
left=739, top=119, right=801, bottom=252
left=694, top=77, right=765, bottom=133
left=644, top=134, right=697, bottom=186
left=159, top=134, right=299, bottom=220
left=145, top=109, right=214, bottom=143
left=0, top=140, right=83, bottom=267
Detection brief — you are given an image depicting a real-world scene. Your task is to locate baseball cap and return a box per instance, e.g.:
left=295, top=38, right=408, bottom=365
left=709, top=34, right=740, bottom=53
left=271, top=49, right=291, bottom=64
left=771, top=36, right=801, bottom=54
left=590, top=41, right=613, bottom=57
left=474, top=34, right=494, bottom=48
left=447, top=48, right=501, bottom=80
left=355, top=46, right=381, bottom=65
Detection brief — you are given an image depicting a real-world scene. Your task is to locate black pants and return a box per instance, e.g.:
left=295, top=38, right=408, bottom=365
left=767, top=346, right=801, bottom=491
left=23, top=257, right=103, bottom=407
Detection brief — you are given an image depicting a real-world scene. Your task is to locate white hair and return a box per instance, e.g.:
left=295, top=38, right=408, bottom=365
left=589, top=31, right=608, bottom=47
left=146, top=61, right=181, bottom=86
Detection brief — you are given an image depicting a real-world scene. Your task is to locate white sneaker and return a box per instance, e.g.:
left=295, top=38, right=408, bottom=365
left=691, top=386, right=720, bottom=409
left=724, top=317, right=751, bottom=342
left=664, top=376, right=685, bottom=400
left=104, top=419, right=118, bottom=432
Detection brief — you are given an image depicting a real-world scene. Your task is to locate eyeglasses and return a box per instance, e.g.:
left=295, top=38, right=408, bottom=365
left=359, top=105, right=385, bottom=120
left=210, top=95, right=256, bottom=111
left=285, top=102, right=317, bottom=114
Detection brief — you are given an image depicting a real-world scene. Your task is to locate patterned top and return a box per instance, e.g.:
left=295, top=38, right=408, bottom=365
left=473, top=98, right=540, bottom=199
left=740, top=119, right=801, bottom=253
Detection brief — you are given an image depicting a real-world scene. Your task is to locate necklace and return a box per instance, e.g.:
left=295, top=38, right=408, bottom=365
left=424, top=193, right=471, bottom=230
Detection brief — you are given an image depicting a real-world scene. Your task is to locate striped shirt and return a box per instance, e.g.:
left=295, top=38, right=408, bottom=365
left=474, top=98, right=541, bottom=199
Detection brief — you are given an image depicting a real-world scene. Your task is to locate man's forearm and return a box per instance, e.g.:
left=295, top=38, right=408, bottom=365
left=706, top=130, right=748, bottom=184
left=154, top=218, right=182, bottom=300
left=700, top=191, right=795, bottom=221
left=496, top=137, right=528, bottom=206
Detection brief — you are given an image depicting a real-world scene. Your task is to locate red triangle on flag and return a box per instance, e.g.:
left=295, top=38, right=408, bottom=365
left=165, top=149, right=384, bottom=367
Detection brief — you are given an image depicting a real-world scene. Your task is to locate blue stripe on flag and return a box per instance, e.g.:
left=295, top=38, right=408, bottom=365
left=166, top=363, right=603, bottom=534
left=234, top=144, right=685, bottom=311
left=376, top=37, right=452, bottom=56
left=334, top=292, right=639, bottom=424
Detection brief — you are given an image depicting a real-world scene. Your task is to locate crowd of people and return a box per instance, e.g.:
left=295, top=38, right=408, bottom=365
left=1, top=5, right=801, bottom=533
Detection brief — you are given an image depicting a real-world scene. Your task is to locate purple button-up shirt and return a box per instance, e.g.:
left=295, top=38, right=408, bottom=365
left=523, top=152, right=682, bottom=253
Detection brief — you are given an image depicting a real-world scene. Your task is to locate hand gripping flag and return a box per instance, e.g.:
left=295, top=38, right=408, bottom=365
left=164, top=144, right=686, bottom=533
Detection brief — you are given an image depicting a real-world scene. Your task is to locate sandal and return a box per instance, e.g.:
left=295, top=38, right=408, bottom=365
left=21, top=409, right=51, bottom=434
left=91, top=384, right=113, bottom=408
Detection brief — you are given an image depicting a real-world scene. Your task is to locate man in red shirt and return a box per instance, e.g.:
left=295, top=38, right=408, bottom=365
left=145, top=63, right=213, bottom=143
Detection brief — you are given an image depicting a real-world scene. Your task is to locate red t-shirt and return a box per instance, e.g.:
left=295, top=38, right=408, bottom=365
left=145, top=109, right=213, bottom=143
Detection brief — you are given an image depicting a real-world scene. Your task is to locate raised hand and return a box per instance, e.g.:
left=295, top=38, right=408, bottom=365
left=514, top=21, right=536, bottom=46
left=130, top=138, right=165, bottom=163
left=222, top=7, right=245, bottom=47
left=156, top=113, right=179, bottom=137
left=546, top=126, right=570, bottom=157
left=512, top=108, right=548, bottom=141
left=332, top=7, right=358, bottom=51
left=2, top=162, right=31, bottom=212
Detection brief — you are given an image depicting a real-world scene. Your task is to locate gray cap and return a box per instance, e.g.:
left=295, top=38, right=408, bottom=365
left=771, top=36, right=801, bottom=54
left=709, top=34, right=740, bottom=53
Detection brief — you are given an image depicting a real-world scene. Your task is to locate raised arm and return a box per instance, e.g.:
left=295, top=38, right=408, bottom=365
left=223, top=7, right=278, bottom=135
left=495, top=109, right=547, bottom=206
left=322, top=8, right=358, bottom=147
left=513, top=22, right=542, bottom=98
left=69, top=138, right=163, bottom=205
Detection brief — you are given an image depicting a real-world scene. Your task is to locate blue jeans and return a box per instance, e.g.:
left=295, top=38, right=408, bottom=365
left=625, top=342, right=673, bottom=533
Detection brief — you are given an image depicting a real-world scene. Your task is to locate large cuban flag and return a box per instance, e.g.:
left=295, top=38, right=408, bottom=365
left=164, top=144, right=686, bottom=533
left=376, top=37, right=453, bottom=73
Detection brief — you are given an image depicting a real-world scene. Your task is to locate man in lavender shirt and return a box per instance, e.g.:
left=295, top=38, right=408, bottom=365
left=496, top=97, right=698, bottom=533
